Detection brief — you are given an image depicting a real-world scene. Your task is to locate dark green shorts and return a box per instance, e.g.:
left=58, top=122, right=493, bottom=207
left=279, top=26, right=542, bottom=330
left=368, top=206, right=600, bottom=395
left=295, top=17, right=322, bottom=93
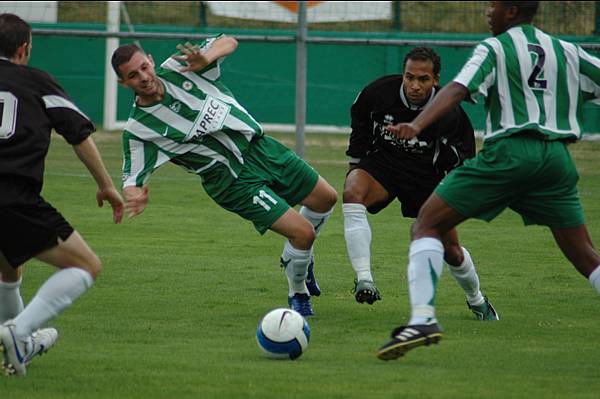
left=206, top=135, right=319, bottom=234
left=435, top=133, right=584, bottom=228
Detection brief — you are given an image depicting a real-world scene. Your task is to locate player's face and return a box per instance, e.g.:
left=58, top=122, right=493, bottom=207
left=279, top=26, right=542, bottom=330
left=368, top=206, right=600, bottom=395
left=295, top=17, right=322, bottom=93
left=118, top=52, right=160, bottom=98
left=402, top=59, right=438, bottom=106
left=486, top=1, right=513, bottom=36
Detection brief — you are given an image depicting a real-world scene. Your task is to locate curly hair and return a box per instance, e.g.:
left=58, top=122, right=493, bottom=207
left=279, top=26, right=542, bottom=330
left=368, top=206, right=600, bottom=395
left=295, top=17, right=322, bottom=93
left=403, top=47, right=441, bottom=77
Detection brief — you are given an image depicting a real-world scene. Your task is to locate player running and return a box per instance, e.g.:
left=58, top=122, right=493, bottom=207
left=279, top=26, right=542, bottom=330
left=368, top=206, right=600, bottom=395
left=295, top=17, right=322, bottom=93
left=0, top=13, right=124, bottom=376
left=377, top=1, right=600, bottom=360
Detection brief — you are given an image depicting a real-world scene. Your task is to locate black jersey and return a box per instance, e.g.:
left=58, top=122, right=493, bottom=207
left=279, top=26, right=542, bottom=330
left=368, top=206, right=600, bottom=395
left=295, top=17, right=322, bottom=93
left=0, top=59, right=94, bottom=203
left=347, top=74, right=475, bottom=181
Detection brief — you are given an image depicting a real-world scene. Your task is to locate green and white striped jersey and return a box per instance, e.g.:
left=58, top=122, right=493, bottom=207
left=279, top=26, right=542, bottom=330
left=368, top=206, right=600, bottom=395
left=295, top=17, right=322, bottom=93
left=454, top=24, right=600, bottom=142
left=122, top=35, right=263, bottom=189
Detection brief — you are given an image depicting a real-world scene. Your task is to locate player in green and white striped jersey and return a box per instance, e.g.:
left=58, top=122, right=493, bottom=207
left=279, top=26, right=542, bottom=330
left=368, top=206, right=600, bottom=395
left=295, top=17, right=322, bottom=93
left=111, top=35, right=338, bottom=316
left=378, top=1, right=600, bottom=360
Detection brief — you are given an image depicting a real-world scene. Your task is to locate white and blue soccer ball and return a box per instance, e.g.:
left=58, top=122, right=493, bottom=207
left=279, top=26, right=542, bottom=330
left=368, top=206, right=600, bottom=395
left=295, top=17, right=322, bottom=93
left=256, top=308, right=310, bottom=360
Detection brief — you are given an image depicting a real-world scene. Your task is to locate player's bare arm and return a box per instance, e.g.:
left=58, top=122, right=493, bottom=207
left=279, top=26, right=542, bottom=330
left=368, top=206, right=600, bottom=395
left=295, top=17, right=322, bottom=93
left=387, top=82, right=469, bottom=140
left=72, top=136, right=124, bottom=224
left=174, top=36, right=238, bottom=73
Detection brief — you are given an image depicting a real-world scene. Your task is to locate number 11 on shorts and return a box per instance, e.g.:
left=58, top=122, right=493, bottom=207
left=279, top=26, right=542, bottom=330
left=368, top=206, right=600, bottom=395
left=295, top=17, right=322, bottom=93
left=253, top=189, right=277, bottom=211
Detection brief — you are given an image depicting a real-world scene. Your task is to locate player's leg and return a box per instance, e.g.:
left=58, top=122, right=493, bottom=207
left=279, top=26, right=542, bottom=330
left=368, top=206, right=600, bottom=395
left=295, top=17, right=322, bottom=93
left=298, top=176, right=337, bottom=297
left=441, top=229, right=498, bottom=320
left=0, top=254, right=24, bottom=324
left=1, top=230, right=100, bottom=375
left=377, top=193, right=466, bottom=360
left=270, top=209, right=317, bottom=316
left=17, top=230, right=101, bottom=335
left=551, top=225, right=600, bottom=292
left=515, top=140, right=600, bottom=291
left=234, top=135, right=334, bottom=313
left=256, top=135, right=337, bottom=299
left=343, top=167, right=389, bottom=304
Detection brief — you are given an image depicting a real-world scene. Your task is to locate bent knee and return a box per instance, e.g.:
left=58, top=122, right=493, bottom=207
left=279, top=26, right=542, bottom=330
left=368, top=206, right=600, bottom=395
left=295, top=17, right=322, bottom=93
left=443, top=246, right=464, bottom=266
left=291, top=225, right=317, bottom=250
left=342, top=187, right=366, bottom=205
left=79, top=254, right=102, bottom=280
left=323, top=186, right=338, bottom=209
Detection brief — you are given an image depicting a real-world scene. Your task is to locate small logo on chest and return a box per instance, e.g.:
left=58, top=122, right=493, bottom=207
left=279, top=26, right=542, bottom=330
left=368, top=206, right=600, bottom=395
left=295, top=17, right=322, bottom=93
left=169, top=101, right=181, bottom=113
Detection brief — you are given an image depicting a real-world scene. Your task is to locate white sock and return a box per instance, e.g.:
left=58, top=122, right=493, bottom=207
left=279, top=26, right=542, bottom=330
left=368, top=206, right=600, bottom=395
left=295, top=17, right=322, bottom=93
left=589, top=265, right=600, bottom=294
left=281, top=241, right=311, bottom=296
left=14, top=268, right=93, bottom=340
left=407, top=238, right=444, bottom=325
left=0, top=277, right=24, bottom=323
left=343, top=203, right=373, bottom=282
left=299, top=206, right=333, bottom=237
left=447, top=247, right=485, bottom=306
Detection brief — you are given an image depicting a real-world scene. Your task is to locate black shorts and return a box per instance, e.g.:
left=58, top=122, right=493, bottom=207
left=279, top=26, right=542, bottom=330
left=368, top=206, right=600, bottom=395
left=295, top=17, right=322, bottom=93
left=0, top=197, right=74, bottom=268
left=354, top=156, right=443, bottom=217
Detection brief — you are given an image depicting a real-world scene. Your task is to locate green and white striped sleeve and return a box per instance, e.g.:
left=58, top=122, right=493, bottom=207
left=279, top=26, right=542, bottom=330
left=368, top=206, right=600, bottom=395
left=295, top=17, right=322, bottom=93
left=454, top=42, right=497, bottom=103
left=578, top=46, right=600, bottom=105
left=122, top=131, right=168, bottom=188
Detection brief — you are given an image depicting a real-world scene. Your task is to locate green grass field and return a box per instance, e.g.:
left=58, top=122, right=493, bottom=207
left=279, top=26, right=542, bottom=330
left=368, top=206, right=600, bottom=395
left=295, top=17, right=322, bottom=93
left=2, top=132, right=600, bottom=398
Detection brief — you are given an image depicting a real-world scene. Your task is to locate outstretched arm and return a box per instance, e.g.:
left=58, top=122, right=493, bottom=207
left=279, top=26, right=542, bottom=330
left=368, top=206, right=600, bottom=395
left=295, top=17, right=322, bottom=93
left=386, top=82, right=469, bottom=140
left=72, top=136, right=124, bottom=223
left=173, top=36, right=238, bottom=73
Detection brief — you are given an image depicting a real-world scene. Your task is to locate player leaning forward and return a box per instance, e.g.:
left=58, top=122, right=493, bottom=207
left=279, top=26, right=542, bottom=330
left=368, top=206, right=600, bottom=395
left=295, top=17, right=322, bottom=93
left=0, top=14, right=124, bottom=376
left=112, top=35, right=337, bottom=316
left=377, top=1, right=600, bottom=360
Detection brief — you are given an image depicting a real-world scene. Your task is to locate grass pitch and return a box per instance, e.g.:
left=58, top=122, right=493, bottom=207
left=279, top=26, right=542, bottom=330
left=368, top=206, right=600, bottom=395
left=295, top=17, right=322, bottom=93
left=1, top=132, right=600, bottom=398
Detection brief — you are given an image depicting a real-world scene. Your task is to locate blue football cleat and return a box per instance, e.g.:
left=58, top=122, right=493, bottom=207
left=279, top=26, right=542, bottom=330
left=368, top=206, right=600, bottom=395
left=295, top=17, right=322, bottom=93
left=288, top=293, right=315, bottom=317
left=306, top=256, right=321, bottom=297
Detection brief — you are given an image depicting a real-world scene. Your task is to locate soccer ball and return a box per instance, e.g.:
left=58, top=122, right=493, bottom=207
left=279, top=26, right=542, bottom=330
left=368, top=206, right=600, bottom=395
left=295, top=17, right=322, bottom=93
left=256, top=308, right=310, bottom=360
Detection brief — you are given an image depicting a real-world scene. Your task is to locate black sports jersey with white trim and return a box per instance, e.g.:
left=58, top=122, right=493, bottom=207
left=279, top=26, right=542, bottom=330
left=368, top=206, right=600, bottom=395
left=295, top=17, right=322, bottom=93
left=347, top=75, right=475, bottom=180
left=0, top=59, right=94, bottom=201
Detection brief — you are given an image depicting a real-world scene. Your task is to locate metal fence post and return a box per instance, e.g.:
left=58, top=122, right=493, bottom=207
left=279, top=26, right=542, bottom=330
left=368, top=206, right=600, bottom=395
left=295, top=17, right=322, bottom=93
left=103, top=1, right=120, bottom=130
left=595, top=2, right=600, bottom=35
left=295, top=1, right=307, bottom=158
left=393, top=1, right=401, bottom=31
left=199, top=2, right=207, bottom=28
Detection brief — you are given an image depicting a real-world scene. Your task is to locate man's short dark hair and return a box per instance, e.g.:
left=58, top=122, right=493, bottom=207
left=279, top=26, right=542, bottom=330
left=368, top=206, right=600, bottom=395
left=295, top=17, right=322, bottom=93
left=0, top=13, right=31, bottom=58
left=504, top=1, right=540, bottom=23
left=403, top=47, right=441, bottom=77
left=112, top=43, right=144, bottom=78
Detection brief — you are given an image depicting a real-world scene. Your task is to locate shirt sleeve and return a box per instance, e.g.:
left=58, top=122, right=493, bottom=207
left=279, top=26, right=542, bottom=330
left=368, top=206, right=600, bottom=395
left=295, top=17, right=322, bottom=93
left=454, top=42, right=497, bottom=104
left=578, top=46, right=600, bottom=105
left=34, top=69, right=95, bottom=144
left=122, top=131, right=163, bottom=188
left=346, top=88, right=373, bottom=162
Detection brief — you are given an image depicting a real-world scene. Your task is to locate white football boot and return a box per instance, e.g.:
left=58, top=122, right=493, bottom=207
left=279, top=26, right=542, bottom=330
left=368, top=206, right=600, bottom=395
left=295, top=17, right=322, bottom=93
left=0, top=322, right=58, bottom=376
left=28, top=327, right=59, bottom=364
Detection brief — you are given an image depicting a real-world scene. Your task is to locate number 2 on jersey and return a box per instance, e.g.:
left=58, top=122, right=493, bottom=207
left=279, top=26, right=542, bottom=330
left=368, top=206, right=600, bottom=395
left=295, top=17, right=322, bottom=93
left=0, top=91, right=18, bottom=139
left=527, top=44, right=547, bottom=90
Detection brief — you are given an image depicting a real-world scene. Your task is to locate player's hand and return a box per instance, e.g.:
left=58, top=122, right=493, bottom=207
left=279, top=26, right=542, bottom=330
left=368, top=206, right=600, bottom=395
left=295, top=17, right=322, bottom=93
left=96, top=186, right=124, bottom=224
left=124, top=186, right=149, bottom=219
left=385, top=123, right=421, bottom=140
left=173, top=42, right=209, bottom=73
